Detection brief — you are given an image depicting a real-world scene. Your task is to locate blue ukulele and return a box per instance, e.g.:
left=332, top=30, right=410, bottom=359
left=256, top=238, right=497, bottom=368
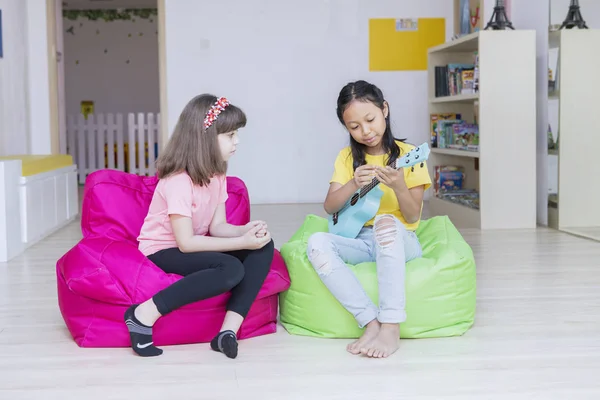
left=328, top=143, right=430, bottom=238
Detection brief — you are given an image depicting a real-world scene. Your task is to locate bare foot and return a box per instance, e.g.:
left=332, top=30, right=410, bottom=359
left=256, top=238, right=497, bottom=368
left=347, top=320, right=380, bottom=355
left=360, top=323, right=400, bottom=358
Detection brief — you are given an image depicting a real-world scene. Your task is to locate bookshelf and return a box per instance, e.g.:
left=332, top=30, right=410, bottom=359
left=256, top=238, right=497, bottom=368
left=546, top=29, right=600, bottom=241
left=426, top=30, right=537, bottom=230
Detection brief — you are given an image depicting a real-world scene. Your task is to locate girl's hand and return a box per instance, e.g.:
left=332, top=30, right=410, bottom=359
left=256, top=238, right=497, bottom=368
left=353, top=165, right=377, bottom=188
left=375, top=166, right=406, bottom=191
left=242, top=224, right=272, bottom=250
left=243, top=220, right=268, bottom=238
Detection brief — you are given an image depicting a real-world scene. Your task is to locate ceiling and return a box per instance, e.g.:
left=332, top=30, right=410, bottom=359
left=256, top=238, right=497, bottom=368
left=63, top=0, right=157, bottom=10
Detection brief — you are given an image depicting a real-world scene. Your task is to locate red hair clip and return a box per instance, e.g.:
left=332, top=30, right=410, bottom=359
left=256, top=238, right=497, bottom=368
left=203, top=97, right=230, bottom=129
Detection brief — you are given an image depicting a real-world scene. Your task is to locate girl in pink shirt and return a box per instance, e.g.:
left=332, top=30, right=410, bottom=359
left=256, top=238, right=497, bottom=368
left=126, top=94, right=273, bottom=359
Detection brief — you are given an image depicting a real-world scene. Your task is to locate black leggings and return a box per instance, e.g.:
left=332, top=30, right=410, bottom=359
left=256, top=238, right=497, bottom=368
left=147, top=240, right=274, bottom=318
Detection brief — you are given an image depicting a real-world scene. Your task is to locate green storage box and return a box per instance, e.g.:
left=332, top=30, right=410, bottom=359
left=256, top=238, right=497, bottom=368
left=279, top=214, right=476, bottom=339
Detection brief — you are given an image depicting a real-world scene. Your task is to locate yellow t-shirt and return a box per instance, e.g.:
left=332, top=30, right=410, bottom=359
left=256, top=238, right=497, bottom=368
left=330, top=141, right=432, bottom=231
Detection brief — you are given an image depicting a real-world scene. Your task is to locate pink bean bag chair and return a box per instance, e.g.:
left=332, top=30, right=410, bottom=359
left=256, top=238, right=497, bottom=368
left=56, top=169, right=290, bottom=348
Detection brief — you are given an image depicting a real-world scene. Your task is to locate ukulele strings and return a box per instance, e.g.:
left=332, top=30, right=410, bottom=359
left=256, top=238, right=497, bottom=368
left=335, top=158, right=400, bottom=216
left=358, top=155, right=400, bottom=197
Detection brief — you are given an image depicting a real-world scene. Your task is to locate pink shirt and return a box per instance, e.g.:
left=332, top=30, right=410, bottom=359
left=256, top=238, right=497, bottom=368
left=137, top=172, right=228, bottom=256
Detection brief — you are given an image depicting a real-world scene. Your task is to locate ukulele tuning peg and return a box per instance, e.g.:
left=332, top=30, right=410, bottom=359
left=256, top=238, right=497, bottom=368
left=420, top=162, right=424, bottom=167
left=411, top=166, right=414, bottom=172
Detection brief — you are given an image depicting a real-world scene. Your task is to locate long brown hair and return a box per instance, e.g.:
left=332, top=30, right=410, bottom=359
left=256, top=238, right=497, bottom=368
left=156, top=94, right=246, bottom=186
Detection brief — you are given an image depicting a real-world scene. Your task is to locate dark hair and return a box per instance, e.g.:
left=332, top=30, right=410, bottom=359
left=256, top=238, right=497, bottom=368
left=156, top=94, right=246, bottom=186
left=336, top=80, right=405, bottom=171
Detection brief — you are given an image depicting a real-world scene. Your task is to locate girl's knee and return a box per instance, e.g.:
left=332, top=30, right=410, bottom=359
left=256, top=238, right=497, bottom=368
left=307, top=232, right=331, bottom=253
left=224, top=259, right=245, bottom=289
left=256, top=240, right=275, bottom=275
left=307, top=232, right=335, bottom=276
left=259, top=239, right=275, bottom=257
left=263, top=238, right=274, bottom=250
left=373, top=214, right=406, bottom=249
left=266, top=238, right=275, bottom=251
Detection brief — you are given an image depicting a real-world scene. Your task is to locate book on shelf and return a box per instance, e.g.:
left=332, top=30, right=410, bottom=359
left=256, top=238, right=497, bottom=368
left=548, top=47, right=559, bottom=94
left=430, top=114, right=479, bottom=151
left=430, top=113, right=461, bottom=148
left=434, top=51, right=479, bottom=97
left=450, top=123, right=479, bottom=151
left=434, top=165, right=479, bottom=210
left=434, top=166, right=465, bottom=195
left=473, top=51, right=479, bottom=93
left=547, top=123, right=558, bottom=150
left=437, top=189, right=480, bottom=210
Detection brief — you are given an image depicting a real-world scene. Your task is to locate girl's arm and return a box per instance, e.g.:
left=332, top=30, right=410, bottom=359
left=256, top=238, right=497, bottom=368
left=171, top=206, right=270, bottom=253
left=324, top=181, right=358, bottom=214
left=161, top=175, right=268, bottom=252
left=375, top=166, right=424, bottom=224
left=171, top=214, right=246, bottom=253
left=324, top=165, right=376, bottom=214
left=392, top=185, right=425, bottom=224
left=208, top=204, right=245, bottom=238
left=208, top=204, right=268, bottom=238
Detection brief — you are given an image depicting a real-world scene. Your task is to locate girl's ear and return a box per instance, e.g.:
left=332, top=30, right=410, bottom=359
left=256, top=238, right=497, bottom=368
left=383, top=101, right=389, bottom=118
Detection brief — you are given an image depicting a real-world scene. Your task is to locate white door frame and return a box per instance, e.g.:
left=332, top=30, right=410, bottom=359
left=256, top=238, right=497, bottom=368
left=157, top=0, right=169, bottom=150
left=46, top=0, right=60, bottom=154
left=54, top=0, right=66, bottom=154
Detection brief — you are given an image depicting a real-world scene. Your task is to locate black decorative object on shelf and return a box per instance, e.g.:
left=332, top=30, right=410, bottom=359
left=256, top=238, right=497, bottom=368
left=560, top=0, right=588, bottom=29
left=484, top=0, right=515, bottom=30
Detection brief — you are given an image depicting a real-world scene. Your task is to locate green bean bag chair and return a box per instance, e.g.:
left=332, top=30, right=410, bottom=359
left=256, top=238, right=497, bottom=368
left=279, top=215, right=476, bottom=339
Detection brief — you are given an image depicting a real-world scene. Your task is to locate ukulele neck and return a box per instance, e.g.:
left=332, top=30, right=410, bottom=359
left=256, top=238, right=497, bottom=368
left=358, top=176, right=381, bottom=197
left=357, top=161, right=399, bottom=198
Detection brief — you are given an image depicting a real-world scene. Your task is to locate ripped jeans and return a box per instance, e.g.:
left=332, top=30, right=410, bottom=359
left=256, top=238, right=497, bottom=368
left=306, top=214, right=422, bottom=328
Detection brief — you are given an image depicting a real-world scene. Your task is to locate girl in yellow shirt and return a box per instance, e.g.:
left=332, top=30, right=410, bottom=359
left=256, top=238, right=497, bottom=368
left=307, top=80, right=431, bottom=359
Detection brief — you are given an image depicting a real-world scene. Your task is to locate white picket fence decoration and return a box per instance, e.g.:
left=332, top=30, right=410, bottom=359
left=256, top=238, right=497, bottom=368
left=66, top=113, right=160, bottom=184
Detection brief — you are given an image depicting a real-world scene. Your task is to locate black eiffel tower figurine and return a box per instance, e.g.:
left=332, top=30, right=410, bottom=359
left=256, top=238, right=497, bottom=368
left=560, top=0, right=588, bottom=29
left=484, top=0, right=515, bottom=30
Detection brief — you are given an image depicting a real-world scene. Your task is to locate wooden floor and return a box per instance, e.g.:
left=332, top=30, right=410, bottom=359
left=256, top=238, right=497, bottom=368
left=1, top=203, right=600, bottom=399
left=560, top=226, right=600, bottom=242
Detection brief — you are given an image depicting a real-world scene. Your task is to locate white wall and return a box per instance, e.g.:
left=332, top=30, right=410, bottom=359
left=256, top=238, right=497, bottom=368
left=63, top=16, right=159, bottom=116
left=0, top=0, right=29, bottom=156
left=551, top=0, right=600, bottom=28
left=164, top=0, right=453, bottom=204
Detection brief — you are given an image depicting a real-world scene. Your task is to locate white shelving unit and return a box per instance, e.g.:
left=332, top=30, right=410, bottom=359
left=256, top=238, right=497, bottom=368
left=547, top=29, right=600, bottom=241
left=426, top=30, right=537, bottom=230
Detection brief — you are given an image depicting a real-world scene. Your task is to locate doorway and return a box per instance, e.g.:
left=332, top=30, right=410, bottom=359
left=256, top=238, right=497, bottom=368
left=47, top=0, right=167, bottom=181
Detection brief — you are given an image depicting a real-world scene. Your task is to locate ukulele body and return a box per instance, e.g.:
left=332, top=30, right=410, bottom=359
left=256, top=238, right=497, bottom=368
left=328, top=185, right=384, bottom=239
